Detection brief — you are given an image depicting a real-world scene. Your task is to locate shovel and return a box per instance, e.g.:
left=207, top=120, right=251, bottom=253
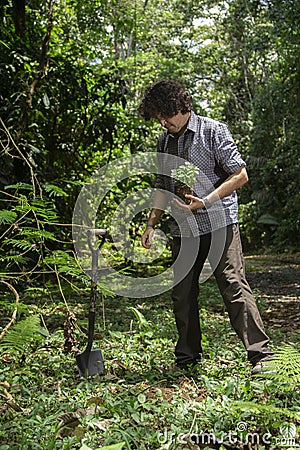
left=76, top=228, right=107, bottom=377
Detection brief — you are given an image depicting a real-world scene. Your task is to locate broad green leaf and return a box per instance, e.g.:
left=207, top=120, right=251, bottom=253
left=128, top=306, right=151, bottom=329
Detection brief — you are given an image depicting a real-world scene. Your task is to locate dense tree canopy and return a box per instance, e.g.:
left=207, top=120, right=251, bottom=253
left=0, top=0, right=299, bottom=286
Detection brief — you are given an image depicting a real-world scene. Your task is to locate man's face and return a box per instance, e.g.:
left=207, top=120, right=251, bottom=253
left=156, top=111, right=190, bottom=135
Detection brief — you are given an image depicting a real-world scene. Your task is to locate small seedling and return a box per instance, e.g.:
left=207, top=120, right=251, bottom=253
left=171, top=161, right=199, bottom=186
left=171, top=162, right=199, bottom=203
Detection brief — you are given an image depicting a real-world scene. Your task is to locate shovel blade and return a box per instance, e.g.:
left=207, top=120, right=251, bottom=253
left=76, top=349, right=105, bottom=378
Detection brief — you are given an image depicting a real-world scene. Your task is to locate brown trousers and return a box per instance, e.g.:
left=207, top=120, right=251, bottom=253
left=171, top=223, right=272, bottom=367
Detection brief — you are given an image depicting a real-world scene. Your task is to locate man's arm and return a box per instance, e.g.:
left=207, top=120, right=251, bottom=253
left=175, top=166, right=248, bottom=210
left=205, top=166, right=248, bottom=204
left=141, top=190, right=168, bottom=249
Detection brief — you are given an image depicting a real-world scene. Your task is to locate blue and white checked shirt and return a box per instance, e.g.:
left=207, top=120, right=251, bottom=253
left=155, top=111, right=246, bottom=237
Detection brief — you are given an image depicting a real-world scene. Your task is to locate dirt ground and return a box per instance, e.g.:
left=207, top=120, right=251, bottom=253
left=245, top=255, right=300, bottom=340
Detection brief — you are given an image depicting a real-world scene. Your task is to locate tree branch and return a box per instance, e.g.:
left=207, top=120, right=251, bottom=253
left=0, top=281, right=20, bottom=340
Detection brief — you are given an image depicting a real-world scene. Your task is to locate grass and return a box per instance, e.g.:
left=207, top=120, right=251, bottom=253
left=0, top=270, right=300, bottom=450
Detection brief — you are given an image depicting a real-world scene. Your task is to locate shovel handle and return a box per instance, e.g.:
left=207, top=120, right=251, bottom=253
left=89, top=228, right=107, bottom=237
left=87, top=228, right=107, bottom=280
left=87, top=229, right=107, bottom=252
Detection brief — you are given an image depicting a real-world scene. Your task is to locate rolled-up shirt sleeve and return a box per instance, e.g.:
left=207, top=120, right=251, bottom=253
left=213, top=123, right=246, bottom=174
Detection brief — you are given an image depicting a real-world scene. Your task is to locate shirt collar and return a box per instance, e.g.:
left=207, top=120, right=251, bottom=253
left=187, top=110, right=197, bottom=133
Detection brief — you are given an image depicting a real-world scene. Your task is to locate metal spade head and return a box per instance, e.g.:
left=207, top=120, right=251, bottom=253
left=76, top=348, right=105, bottom=377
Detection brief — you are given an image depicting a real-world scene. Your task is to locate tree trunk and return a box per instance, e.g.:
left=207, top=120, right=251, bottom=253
left=12, top=0, right=26, bottom=37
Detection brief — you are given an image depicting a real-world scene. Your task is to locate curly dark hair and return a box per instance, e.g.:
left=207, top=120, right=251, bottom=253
left=138, top=79, right=192, bottom=120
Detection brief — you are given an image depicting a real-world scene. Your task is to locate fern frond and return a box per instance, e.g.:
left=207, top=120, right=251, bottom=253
left=0, top=315, right=47, bottom=354
left=14, top=198, right=59, bottom=222
left=3, top=238, right=34, bottom=251
left=43, top=183, right=68, bottom=198
left=21, top=228, right=57, bottom=241
left=0, top=254, right=28, bottom=263
left=44, top=250, right=86, bottom=278
left=0, top=210, right=17, bottom=225
left=263, top=345, right=300, bottom=386
left=234, top=401, right=300, bottom=421
left=5, top=183, right=33, bottom=191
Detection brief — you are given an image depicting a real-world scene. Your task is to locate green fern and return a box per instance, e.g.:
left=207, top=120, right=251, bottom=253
left=21, top=227, right=57, bottom=241
left=43, top=183, right=68, bottom=198
left=44, top=250, right=89, bottom=280
left=262, top=345, right=300, bottom=387
left=234, top=401, right=300, bottom=421
left=0, top=209, right=17, bottom=225
left=0, top=315, right=48, bottom=354
left=5, top=182, right=33, bottom=191
left=14, top=197, right=59, bottom=222
left=3, top=238, right=34, bottom=251
left=4, top=229, right=56, bottom=252
left=233, top=346, right=300, bottom=422
left=0, top=254, right=28, bottom=264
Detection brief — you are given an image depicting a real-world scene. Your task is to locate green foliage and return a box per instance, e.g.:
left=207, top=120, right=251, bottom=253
left=171, top=161, right=200, bottom=186
left=0, top=315, right=48, bottom=354
left=43, top=183, right=68, bottom=198
left=0, top=2, right=299, bottom=445
left=128, top=306, right=152, bottom=330
left=100, top=444, right=125, bottom=450
left=261, top=345, right=300, bottom=388
left=0, top=188, right=61, bottom=279
left=234, top=400, right=300, bottom=421
left=95, top=444, right=125, bottom=450
left=0, top=270, right=299, bottom=449
left=0, top=210, right=17, bottom=225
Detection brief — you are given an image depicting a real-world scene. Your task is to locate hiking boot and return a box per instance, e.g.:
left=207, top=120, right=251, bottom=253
left=251, top=357, right=276, bottom=375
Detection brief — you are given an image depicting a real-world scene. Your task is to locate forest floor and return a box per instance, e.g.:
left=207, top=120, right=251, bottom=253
left=0, top=254, right=300, bottom=450
left=245, top=254, right=300, bottom=342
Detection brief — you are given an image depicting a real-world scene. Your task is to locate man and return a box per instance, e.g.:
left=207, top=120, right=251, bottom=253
left=139, top=79, right=273, bottom=374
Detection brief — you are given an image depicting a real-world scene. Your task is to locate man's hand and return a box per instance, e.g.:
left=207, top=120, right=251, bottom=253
left=173, top=195, right=205, bottom=211
left=173, top=167, right=249, bottom=211
left=141, top=227, right=155, bottom=249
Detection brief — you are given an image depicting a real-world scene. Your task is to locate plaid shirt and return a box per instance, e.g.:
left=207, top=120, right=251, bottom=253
left=155, top=111, right=246, bottom=236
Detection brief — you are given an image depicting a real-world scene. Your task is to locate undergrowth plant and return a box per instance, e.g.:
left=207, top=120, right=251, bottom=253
left=0, top=263, right=299, bottom=450
left=171, top=161, right=199, bottom=187
left=0, top=315, right=48, bottom=355
left=261, top=344, right=300, bottom=388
